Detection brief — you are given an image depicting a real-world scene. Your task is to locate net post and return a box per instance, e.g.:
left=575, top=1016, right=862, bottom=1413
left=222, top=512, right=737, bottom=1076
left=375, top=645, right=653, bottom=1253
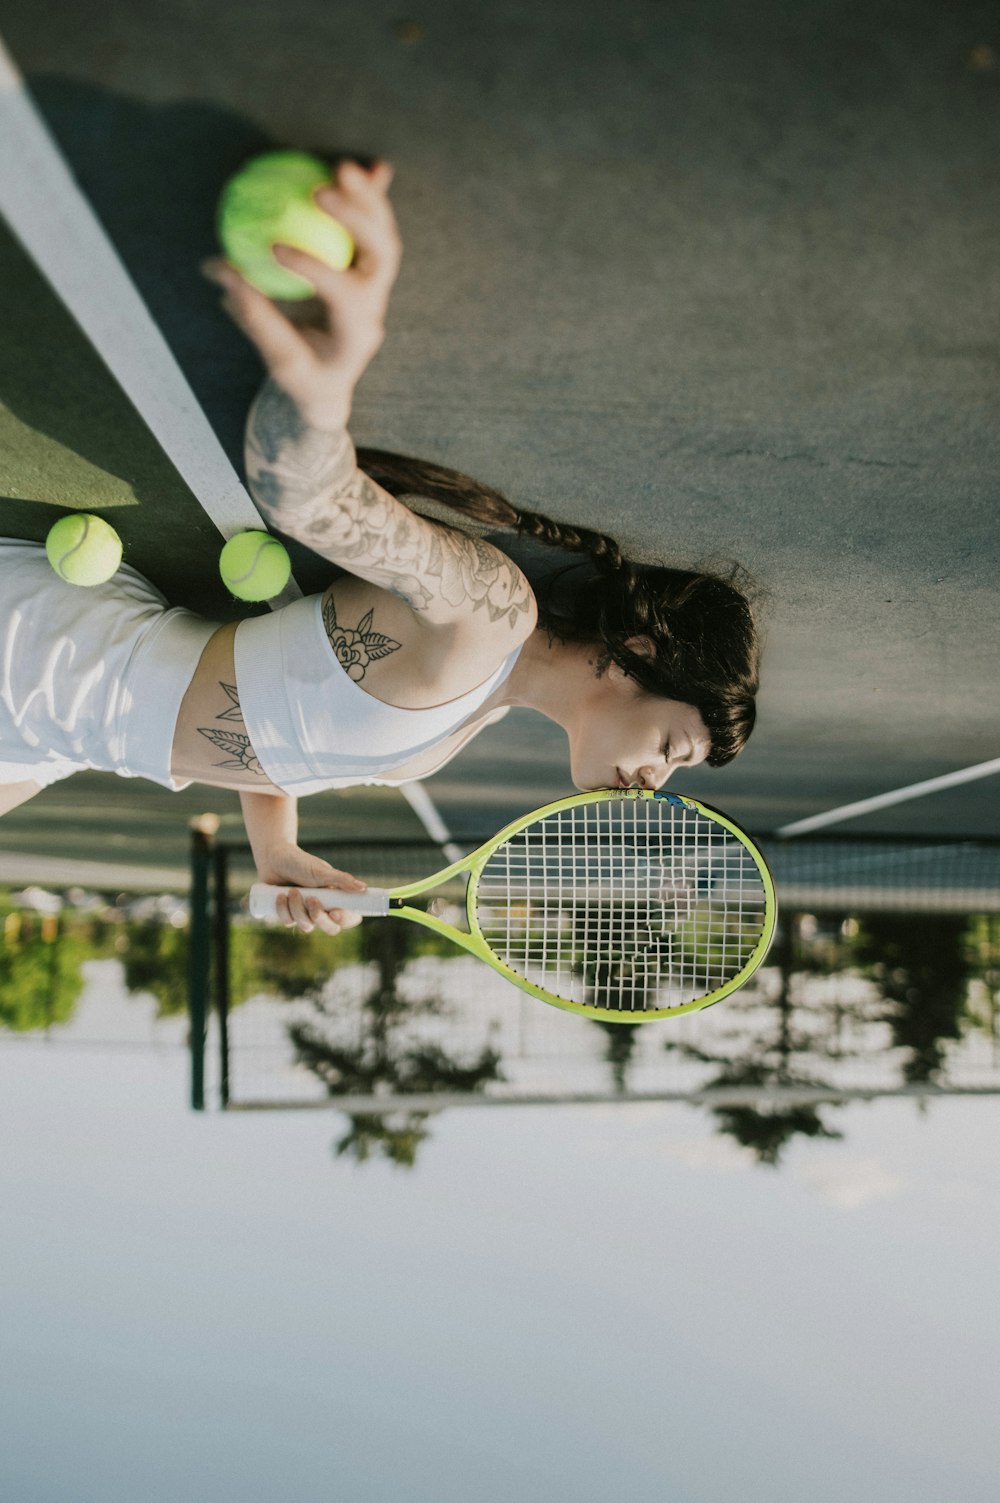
left=212, top=842, right=231, bottom=1109
left=187, top=814, right=218, bottom=1112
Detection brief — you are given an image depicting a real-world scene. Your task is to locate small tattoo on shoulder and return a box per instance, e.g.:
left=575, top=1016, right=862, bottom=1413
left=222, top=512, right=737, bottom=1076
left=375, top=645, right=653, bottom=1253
left=323, top=597, right=401, bottom=683
left=215, top=684, right=244, bottom=721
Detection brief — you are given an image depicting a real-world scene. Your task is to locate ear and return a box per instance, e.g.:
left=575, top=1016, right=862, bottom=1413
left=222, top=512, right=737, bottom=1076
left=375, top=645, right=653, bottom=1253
left=606, top=635, right=656, bottom=685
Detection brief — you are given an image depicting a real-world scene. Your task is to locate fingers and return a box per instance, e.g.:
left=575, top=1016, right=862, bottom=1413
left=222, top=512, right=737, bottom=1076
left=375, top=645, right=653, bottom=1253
left=205, top=260, right=310, bottom=382
left=272, top=870, right=368, bottom=936
left=274, top=887, right=364, bottom=936
left=322, top=158, right=395, bottom=213
left=360, top=160, right=395, bottom=191
left=312, top=159, right=402, bottom=283
left=270, top=243, right=355, bottom=305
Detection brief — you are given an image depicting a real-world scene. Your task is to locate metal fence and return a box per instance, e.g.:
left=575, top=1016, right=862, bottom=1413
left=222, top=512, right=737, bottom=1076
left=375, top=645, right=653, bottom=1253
left=188, top=825, right=1000, bottom=1116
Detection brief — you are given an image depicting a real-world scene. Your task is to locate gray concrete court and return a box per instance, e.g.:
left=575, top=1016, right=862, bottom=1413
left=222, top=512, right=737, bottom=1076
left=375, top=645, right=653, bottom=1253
left=1, top=0, right=998, bottom=849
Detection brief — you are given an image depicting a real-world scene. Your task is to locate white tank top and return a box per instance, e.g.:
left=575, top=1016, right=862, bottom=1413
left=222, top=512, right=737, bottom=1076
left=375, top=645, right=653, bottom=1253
left=0, top=541, right=216, bottom=791
left=234, top=594, right=523, bottom=796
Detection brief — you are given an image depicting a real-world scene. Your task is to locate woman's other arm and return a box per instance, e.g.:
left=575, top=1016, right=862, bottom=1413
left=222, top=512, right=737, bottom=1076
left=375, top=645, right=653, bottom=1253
left=238, top=789, right=366, bottom=936
left=239, top=788, right=299, bottom=879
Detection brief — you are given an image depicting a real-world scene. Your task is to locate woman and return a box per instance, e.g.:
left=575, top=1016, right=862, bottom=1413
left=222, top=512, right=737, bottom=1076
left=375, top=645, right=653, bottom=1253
left=0, top=160, right=759, bottom=934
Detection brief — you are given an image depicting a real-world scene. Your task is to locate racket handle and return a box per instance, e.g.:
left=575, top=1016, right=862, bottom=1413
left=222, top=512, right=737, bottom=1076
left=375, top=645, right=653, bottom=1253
left=248, top=883, right=391, bottom=920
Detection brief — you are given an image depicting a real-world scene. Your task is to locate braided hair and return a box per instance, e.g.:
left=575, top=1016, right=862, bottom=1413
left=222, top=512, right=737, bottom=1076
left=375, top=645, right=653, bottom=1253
left=356, top=447, right=760, bottom=766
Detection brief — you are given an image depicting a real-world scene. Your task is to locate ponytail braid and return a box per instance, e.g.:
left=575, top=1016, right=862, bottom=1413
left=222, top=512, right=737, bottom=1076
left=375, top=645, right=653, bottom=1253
left=512, top=510, right=627, bottom=575
left=356, top=446, right=759, bottom=765
left=356, top=446, right=627, bottom=570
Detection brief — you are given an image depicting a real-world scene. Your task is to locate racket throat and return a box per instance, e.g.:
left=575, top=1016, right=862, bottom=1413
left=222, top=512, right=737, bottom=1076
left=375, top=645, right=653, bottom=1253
left=390, top=901, right=480, bottom=952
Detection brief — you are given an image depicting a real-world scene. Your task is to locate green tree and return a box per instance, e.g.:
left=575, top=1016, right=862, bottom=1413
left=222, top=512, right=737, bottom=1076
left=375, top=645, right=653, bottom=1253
left=121, top=922, right=189, bottom=1016
left=706, top=1060, right=841, bottom=1166
left=288, top=919, right=504, bottom=1168
left=593, top=1017, right=641, bottom=1093
left=0, top=919, right=86, bottom=1031
left=663, top=915, right=851, bottom=1166
left=963, top=916, right=1000, bottom=1046
left=250, top=921, right=365, bottom=1000
left=333, top=1113, right=432, bottom=1167
left=853, top=914, right=970, bottom=1083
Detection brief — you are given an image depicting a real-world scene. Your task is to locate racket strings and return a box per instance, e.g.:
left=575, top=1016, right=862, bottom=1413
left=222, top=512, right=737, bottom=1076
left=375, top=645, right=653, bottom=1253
left=474, top=799, right=770, bottom=1014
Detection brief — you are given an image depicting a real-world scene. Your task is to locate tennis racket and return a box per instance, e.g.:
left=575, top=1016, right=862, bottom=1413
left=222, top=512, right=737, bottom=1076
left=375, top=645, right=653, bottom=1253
left=248, top=790, right=777, bottom=1023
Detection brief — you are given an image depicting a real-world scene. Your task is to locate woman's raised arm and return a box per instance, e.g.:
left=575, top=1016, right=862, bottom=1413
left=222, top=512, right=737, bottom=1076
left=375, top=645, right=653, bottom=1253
left=205, top=162, right=534, bottom=636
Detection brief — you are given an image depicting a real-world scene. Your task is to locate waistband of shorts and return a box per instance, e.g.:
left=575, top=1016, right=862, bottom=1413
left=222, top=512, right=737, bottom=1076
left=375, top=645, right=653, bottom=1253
left=115, top=609, right=219, bottom=790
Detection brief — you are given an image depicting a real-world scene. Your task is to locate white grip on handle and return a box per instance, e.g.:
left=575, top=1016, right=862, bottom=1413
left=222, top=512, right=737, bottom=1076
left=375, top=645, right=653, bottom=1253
left=248, top=884, right=392, bottom=921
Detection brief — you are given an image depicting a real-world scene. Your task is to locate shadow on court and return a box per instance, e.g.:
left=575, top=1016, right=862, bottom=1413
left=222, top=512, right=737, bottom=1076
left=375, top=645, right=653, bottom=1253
left=0, top=78, right=351, bottom=611
left=1, top=0, right=998, bottom=845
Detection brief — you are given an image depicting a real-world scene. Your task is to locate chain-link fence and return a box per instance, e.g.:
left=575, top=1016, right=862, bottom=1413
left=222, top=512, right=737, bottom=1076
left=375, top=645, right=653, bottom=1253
left=188, top=829, right=1000, bottom=1126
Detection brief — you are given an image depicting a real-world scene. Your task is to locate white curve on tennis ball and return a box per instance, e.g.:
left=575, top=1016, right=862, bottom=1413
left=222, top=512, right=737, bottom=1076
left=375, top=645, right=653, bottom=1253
left=225, top=537, right=283, bottom=584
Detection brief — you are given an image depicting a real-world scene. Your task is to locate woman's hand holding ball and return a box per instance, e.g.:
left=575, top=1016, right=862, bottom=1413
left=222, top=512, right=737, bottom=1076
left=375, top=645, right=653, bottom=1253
left=205, top=153, right=402, bottom=424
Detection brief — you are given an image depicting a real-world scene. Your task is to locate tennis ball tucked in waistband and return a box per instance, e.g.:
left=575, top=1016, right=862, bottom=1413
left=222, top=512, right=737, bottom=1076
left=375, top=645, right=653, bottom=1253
left=45, top=513, right=123, bottom=586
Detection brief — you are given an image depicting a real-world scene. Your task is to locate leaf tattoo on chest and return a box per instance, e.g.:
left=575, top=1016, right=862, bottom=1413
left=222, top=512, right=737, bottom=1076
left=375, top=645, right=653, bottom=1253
left=198, top=683, right=264, bottom=777
left=323, top=597, right=401, bottom=682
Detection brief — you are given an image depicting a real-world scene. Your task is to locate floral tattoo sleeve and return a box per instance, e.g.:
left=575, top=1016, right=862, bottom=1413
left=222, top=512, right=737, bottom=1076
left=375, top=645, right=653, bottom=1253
left=244, top=378, right=535, bottom=630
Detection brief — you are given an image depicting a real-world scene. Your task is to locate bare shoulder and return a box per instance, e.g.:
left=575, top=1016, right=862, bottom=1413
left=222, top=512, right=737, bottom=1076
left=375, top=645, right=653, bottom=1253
left=320, top=574, right=533, bottom=708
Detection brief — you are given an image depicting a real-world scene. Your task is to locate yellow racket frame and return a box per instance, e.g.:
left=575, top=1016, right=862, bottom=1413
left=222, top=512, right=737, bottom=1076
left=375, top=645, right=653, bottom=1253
left=381, top=789, right=778, bottom=1023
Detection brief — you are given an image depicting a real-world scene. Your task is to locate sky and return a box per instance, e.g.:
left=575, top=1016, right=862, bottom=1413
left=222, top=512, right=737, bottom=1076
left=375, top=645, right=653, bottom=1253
left=1, top=963, right=1000, bottom=1502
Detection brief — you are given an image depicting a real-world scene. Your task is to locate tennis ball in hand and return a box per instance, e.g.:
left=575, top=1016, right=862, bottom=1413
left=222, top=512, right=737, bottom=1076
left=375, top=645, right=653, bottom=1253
left=45, top=513, right=123, bottom=586
left=217, top=150, right=355, bottom=300
left=219, top=530, right=292, bottom=601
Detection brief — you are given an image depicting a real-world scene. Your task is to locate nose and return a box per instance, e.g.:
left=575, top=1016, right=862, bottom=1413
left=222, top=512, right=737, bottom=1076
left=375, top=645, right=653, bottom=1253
left=637, top=763, right=670, bottom=791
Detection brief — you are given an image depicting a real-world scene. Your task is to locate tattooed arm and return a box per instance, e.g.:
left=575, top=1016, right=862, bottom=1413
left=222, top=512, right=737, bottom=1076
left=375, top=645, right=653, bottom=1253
left=211, top=157, right=534, bottom=636
left=244, top=379, right=536, bottom=635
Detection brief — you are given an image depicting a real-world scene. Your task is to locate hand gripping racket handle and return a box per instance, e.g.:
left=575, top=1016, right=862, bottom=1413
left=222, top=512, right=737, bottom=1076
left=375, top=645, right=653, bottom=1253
left=248, top=884, right=392, bottom=920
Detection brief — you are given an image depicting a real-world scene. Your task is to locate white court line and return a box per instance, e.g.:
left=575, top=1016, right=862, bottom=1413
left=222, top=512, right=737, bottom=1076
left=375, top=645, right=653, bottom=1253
left=0, top=35, right=300, bottom=607
left=0, top=34, right=467, bottom=855
left=400, top=782, right=466, bottom=864
left=776, top=757, right=1000, bottom=838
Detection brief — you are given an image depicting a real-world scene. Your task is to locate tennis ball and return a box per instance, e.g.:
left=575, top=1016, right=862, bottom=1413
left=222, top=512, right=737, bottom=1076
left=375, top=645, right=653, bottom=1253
left=217, top=150, right=355, bottom=300
left=45, top=513, right=123, bottom=586
left=219, top=530, right=292, bottom=602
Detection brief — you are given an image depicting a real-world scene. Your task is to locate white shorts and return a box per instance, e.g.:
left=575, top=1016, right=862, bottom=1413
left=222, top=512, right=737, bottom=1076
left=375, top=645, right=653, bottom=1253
left=0, top=540, right=218, bottom=790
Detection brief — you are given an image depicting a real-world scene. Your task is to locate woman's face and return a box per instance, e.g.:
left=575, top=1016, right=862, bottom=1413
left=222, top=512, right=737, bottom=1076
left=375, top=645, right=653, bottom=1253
left=567, top=660, right=712, bottom=792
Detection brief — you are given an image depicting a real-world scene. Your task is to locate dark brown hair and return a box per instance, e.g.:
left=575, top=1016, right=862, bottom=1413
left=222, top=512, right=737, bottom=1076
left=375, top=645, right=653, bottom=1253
left=356, top=447, right=760, bottom=766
